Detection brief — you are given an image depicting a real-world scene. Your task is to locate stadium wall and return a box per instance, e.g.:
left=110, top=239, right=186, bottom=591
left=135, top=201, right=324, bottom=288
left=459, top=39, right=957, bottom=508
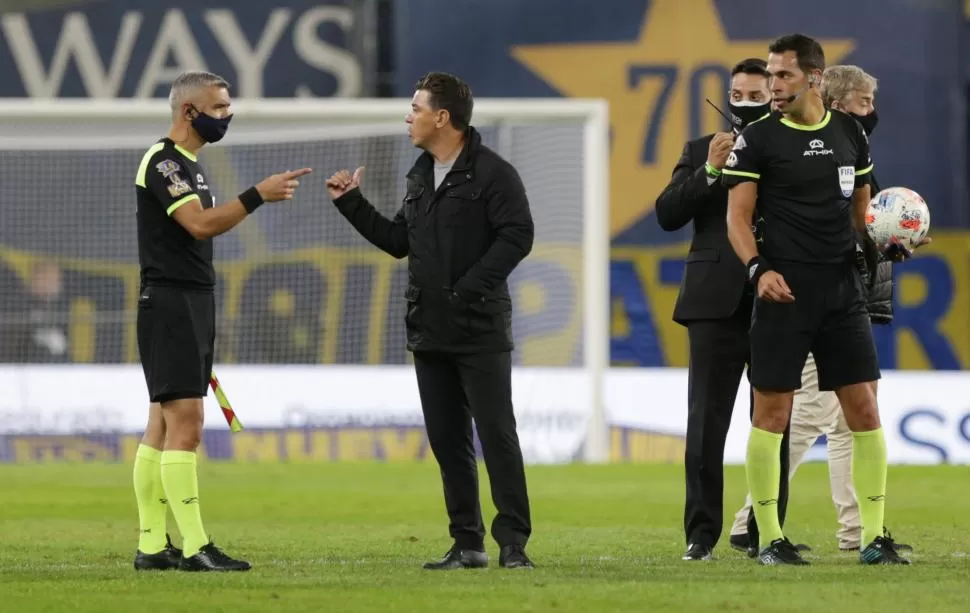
left=1, top=365, right=968, bottom=466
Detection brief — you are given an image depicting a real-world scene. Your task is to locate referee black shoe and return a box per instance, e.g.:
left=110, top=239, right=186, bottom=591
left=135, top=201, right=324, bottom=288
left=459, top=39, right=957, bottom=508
left=134, top=534, right=182, bottom=571
left=499, top=544, right=535, bottom=569
left=423, top=545, right=488, bottom=570
left=883, top=526, right=913, bottom=552
left=179, top=542, right=252, bottom=572
left=860, top=531, right=911, bottom=565
left=758, top=537, right=810, bottom=566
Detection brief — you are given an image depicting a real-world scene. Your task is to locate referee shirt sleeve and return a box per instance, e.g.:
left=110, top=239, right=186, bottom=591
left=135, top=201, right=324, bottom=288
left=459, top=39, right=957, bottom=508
left=853, top=120, right=874, bottom=188
left=720, top=127, right=762, bottom=187
left=139, top=154, right=200, bottom=216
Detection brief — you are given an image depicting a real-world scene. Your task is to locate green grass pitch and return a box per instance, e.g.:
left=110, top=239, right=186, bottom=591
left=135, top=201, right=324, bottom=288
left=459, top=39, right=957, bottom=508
left=1, top=461, right=967, bottom=612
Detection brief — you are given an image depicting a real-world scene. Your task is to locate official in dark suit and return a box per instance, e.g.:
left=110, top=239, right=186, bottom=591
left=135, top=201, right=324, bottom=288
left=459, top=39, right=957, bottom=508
left=656, top=58, right=792, bottom=561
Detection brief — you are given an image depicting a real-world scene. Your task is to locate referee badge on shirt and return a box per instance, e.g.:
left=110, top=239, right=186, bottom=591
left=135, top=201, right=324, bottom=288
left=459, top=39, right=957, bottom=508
left=838, top=166, right=855, bottom=198
left=155, top=159, right=180, bottom=178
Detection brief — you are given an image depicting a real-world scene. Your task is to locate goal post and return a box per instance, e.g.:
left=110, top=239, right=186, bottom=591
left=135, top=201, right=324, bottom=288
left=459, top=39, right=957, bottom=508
left=0, top=98, right=611, bottom=464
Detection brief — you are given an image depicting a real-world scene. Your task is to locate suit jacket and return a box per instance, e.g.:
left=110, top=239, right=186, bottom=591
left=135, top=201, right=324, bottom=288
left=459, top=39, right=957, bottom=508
left=655, top=134, right=748, bottom=326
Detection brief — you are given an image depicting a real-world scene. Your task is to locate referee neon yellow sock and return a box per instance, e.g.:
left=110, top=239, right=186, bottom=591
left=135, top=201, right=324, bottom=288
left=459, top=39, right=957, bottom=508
left=852, top=427, right=888, bottom=546
left=133, top=444, right=167, bottom=554
left=160, top=450, right=209, bottom=556
left=746, top=427, right=785, bottom=550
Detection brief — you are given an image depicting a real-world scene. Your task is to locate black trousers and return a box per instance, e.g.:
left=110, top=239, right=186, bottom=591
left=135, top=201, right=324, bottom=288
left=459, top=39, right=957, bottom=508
left=683, top=301, right=790, bottom=548
left=413, top=350, right=531, bottom=550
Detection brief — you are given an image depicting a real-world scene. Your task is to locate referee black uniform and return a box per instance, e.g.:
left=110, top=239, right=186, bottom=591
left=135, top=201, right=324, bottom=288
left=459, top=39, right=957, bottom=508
left=331, top=124, right=536, bottom=570
left=724, top=109, right=879, bottom=393
left=723, top=106, right=889, bottom=564
left=136, top=138, right=217, bottom=403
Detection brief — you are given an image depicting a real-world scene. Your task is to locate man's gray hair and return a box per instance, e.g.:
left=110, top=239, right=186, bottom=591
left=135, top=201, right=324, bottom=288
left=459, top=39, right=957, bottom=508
left=821, top=65, right=877, bottom=107
left=168, top=71, right=230, bottom=115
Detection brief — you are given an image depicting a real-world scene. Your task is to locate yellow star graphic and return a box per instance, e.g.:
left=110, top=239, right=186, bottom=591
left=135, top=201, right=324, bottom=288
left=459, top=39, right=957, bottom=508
left=511, top=0, right=854, bottom=237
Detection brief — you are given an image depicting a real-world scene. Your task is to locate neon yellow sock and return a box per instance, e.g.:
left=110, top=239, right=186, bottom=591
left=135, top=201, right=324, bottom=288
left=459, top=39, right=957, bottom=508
left=133, top=444, right=167, bottom=553
left=160, top=450, right=208, bottom=556
left=852, top=428, right=888, bottom=546
left=746, top=427, right=785, bottom=550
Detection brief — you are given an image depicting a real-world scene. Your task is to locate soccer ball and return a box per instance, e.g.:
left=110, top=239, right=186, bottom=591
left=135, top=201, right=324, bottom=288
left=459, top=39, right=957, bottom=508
left=865, top=187, right=930, bottom=251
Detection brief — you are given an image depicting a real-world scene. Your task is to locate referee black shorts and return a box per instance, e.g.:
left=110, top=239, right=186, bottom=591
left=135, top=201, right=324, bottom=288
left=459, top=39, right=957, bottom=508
left=136, top=285, right=215, bottom=404
left=749, top=260, right=880, bottom=393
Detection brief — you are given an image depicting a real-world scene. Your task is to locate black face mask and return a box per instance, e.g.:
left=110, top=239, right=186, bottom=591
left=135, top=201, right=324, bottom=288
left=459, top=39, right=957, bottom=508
left=729, top=100, right=771, bottom=130
left=189, top=106, right=232, bottom=143
left=849, top=109, right=879, bottom=136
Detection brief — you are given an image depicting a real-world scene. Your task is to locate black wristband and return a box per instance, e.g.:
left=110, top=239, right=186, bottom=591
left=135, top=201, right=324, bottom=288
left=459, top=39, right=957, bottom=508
left=746, top=255, right=771, bottom=287
left=239, top=187, right=264, bottom=214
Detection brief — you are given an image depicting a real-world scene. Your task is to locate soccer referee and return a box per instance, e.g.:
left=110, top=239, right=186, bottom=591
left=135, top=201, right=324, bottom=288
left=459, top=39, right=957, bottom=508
left=722, top=34, right=910, bottom=566
left=132, top=70, right=311, bottom=572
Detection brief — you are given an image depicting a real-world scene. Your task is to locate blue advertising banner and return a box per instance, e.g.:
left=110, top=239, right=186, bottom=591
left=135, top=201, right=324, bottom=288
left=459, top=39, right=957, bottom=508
left=0, top=0, right=377, bottom=98
left=394, top=0, right=966, bottom=232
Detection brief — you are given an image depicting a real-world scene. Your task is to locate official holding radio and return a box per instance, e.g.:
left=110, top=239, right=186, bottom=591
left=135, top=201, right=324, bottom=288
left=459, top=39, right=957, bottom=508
left=656, top=58, right=793, bottom=561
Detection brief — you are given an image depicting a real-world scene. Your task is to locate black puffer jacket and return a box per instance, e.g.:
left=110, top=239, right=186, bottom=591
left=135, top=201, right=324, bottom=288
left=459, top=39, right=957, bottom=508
left=866, top=173, right=893, bottom=324
left=333, top=127, right=534, bottom=354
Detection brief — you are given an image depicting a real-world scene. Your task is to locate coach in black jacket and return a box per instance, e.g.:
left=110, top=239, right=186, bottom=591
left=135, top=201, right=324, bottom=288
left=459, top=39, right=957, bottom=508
left=657, top=58, right=792, bottom=561
left=326, top=72, right=535, bottom=571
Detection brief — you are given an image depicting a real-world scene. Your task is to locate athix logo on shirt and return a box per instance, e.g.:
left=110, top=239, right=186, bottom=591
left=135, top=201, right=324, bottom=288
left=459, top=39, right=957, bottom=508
left=803, top=138, right=834, bottom=157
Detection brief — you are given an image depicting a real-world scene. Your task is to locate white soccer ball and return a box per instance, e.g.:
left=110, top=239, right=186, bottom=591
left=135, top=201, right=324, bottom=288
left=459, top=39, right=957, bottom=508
left=865, top=186, right=930, bottom=251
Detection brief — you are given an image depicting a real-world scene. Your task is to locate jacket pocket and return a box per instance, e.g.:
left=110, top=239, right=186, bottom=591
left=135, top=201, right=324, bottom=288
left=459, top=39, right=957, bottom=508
left=456, top=295, right=510, bottom=336
left=404, top=285, right=422, bottom=329
left=443, top=185, right=484, bottom=226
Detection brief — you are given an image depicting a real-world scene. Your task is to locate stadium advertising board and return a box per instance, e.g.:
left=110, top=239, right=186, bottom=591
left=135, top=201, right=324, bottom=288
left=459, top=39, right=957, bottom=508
left=0, top=0, right=376, bottom=98
left=1, top=365, right=967, bottom=466
left=3, top=233, right=968, bottom=371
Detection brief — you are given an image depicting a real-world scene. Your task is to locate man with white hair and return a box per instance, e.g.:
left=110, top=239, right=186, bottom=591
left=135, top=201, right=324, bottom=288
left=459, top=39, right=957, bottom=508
left=132, top=71, right=312, bottom=571
left=729, top=64, right=912, bottom=554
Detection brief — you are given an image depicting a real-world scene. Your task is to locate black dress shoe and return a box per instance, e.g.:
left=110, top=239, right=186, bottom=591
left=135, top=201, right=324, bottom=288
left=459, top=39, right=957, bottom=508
left=682, top=542, right=713, bottom=561
left=729, top=534, right=750, bottom=553
left=134, top=534, right=182, bottom=571
left=423, top=546, right=488, bottom=570
left=499, top=544, right=534, bottom=568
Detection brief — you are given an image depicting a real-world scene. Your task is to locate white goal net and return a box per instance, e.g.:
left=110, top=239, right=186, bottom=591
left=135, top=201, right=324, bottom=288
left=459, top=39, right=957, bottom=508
left=0, top=98, right=610, bottom=462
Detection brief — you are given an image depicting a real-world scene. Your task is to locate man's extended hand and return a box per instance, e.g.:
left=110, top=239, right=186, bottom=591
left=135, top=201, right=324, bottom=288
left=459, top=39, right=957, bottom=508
left=881, top=235, right=932, bottom=262
left=255, top=168, right=313, bottom=202
left=757, top=271, right=795, bottom=303
left=326, top=167, right=365, bottom=200
left=706, top=132, right=736, bottom=170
